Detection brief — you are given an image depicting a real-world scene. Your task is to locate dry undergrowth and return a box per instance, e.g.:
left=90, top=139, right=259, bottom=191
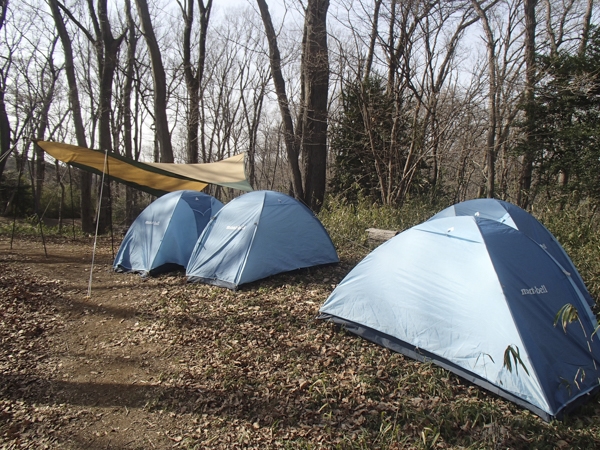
left=1, top=235, right=600, bottom=449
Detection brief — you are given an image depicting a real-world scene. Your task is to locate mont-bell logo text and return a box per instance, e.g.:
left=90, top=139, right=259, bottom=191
left=145, top=220, right=160, bottom=226
left=521, top=285, right=548, bottom=295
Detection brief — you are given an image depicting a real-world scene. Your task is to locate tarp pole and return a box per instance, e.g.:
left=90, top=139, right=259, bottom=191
left=106, top=153, right=115, bottom=259
left=87, top=149, right=109, bottom=298
left=68, top=166, right=76, bottom=241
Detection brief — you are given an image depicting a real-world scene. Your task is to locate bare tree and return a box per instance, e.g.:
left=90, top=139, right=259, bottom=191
left=334, top=0, right=478, bottom=205
left=257, top=0, right=330, bottom=212
left=239, top=53, right=270, bottom=189
left=33, top=36, right=60, bottom=214
left=178, top=0, right=212, bottom=164
left=400, top=1, right=479, bottom=202
left=518, top=0, right=537, bottom=208
left=471, top=0, right=500, bottom=198
left=256, top=0, right=303, bottom=199
left=301, top=0, right=330, bottom=211
left=48, top=0, right=94, bottom=232
left=123, top=0, right=139, bottom=224
left=0, top=0, right=18, bottom=184
left=95, top=0, right=126, bottom=231
left=0, top=0, right=11, bottom=180
left=57, top=0, right=126, bottom=232
left=135, top=0, right=174, bottom=162
left=2, top=9, right=58, bottom=217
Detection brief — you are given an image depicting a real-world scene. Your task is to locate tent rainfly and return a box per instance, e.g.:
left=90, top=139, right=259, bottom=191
left=35, top=140, right=253, bottom=196
left=186, top=190, right=339, bottom=289
left=428, top=198, right=595, bottom=310
left=319, top=215, right=600, bottom=421
left=114, top=190, right=223, bottom=276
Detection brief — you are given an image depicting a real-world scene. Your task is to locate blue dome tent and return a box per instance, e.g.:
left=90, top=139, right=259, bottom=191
left=429, top=198, right=595, bottom=310
left=186, top=190, right=339, bottom=289
left=319, top=216, right=600, bottom=421
left=114, top=190, right=223, bottom=276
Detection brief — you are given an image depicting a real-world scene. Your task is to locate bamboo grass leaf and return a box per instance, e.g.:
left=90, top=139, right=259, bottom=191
left=503, top=345, right=530, bottom=376
left=554, top=303, right=579, bottom=333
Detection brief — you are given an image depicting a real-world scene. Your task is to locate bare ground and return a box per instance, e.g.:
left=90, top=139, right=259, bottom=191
left=2, top=235, right=600, bottom=449
left=1, top=236, right=207, bottom=449
left=1, top=235, right=370, bottom=449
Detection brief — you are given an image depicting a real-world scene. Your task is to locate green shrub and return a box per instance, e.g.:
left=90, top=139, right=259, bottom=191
left=0, top=172, right=34, bottom=217
left=39, top=183, right=80, bottom=219
left=318, top=195, right=442, bottom=253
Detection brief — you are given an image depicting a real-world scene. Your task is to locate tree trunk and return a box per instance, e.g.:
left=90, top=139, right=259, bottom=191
left=135, top=0, right=174, bottom=162
left=518, top=0, right=537, bottom=209
left=34, top=39, right=58, bottom=214
left=363, top=0, right=382, bottom=83
left=48, top=0, right=93, bottom=232
left=256, top=0, right=304, bottom=200
left=471, top=0, right=497, bottom=199
left=0, top=70, right=11, bottom=181
left=301, top=0, right=329, bottom=212
left=0, top=0, right=10, bottom=180
left=124, top=0, right=138, bottom=225
left=94, top=0, right=124, bottom=234
left=578, top=0, right=593, bottom=56
left=181, top=0, right=212, bottom=164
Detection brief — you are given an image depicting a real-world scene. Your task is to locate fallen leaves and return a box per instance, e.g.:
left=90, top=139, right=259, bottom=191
left=0, top=261, right=71, bottom=448
left=2, top=236, right=600, bottom=449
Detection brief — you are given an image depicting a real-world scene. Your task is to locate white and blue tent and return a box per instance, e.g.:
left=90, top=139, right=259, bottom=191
left=429, top=198, right=595, bottom=310
left=319, top=216, right=600, bottom=421
left=114, top=190, right=223, bottom=276
left=187, top=190, right=339, bottom=289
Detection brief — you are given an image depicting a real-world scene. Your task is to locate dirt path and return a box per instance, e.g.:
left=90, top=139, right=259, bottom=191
left=1, top=236, right=204, bottom=449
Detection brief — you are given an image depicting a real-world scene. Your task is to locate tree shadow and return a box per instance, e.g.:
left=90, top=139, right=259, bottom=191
left=0, top=369, right=317, bottom=429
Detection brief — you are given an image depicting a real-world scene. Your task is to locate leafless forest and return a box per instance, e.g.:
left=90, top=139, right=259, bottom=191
left=1, top=0, right=599, bottom=228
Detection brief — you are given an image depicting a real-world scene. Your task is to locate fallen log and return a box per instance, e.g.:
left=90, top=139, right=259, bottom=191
left=366, top=228, right=399, bottom=244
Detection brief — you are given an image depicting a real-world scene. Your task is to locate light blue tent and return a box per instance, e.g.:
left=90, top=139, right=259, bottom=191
left=187, top=190, right=339, bottom=289
left=429, top=198, right=595, bottom=310
left=319, top=216, right=600, bottom=421
left=114, top=190, right=223, bottom=276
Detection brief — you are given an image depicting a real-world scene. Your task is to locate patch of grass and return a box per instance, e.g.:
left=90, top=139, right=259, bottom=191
left=318, top=196, right=440, bottom=256
left=0, top=215, right=86, bottom=238
left=535, top=200, right=600, bottom=302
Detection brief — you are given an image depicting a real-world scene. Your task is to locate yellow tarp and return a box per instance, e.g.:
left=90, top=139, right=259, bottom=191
left=35, top=140, right=253, bottom=196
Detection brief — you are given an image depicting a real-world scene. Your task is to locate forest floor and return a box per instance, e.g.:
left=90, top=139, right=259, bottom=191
left=2, top=234, right=600, bottom=449
left=0, top=235, right=365, bottom=449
